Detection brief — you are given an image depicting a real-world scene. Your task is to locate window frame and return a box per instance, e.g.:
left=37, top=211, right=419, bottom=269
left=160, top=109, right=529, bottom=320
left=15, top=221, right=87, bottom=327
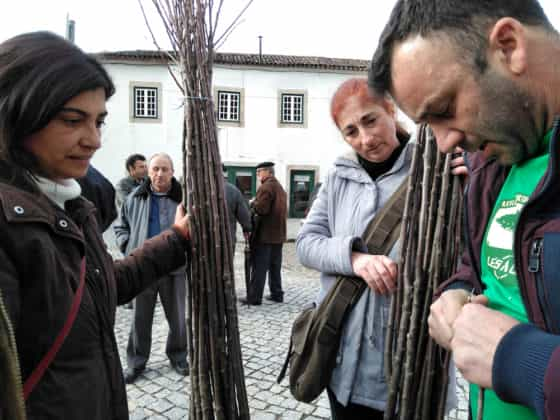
left=217, top=90, right=241, bottom=122
left=129, top=81, right=162, bottom=123
left=214, top=86, right=245, bottom=128
left=133, top=86, right=159, bottom=119
left=278, top=89, right=308, bottom=128
left=281, top=93, right=304, bottom=124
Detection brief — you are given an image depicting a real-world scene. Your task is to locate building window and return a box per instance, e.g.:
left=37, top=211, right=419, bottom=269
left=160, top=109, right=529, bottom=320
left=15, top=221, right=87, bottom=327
left=214, top=87, right=244, bottom=127
left=281, top=93, right=304, bottom=124
left=134, top=87, right=158, bottom=119
left=278, top=90, right=307, bottom=128
left=217, top=91, right=241, bottom=122
left=129, top=82, right=162, bottom=123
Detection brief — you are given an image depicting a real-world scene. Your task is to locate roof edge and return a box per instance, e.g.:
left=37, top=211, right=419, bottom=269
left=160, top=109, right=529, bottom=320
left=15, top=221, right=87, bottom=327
left=93, top=50, right=369, bottom=72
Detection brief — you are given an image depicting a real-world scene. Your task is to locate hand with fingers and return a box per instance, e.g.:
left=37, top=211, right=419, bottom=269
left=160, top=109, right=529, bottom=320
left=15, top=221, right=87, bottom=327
left=428, top=289, right=471, bottom=350
left=173, top=203, right=191, bottom=240
left=450, top=295, right=519, bottom=389
left=351, top=252, right=397, bottom=294
left=450, top=147, right=468, bottom=176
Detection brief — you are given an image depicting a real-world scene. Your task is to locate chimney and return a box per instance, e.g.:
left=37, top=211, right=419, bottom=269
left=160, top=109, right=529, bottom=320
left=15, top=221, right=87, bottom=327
left=66, top=15, right=76, bottom=43
left=258, top=35, right=263, bottom=64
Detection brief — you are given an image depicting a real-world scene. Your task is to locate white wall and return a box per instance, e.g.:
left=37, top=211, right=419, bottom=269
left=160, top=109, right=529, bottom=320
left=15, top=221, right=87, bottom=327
left=94, top=63, right=185, bottom=183
left=214, top=66, right=357, bottom=187
left=94, top=61, right=360, bottom=190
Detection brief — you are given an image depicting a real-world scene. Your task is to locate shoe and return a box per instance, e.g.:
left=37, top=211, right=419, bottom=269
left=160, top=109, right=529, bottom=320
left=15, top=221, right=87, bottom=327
left=124, top=366, right=144, bottom=384
left=238, top=297, right=262, bottom=306
left=170, top=360, right=189, bottom=376
left=265, top=295, right=283, bottom=303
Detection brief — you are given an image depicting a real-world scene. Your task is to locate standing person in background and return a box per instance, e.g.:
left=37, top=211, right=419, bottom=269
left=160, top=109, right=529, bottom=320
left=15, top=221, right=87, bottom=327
left=370, top=0, right=560, bottom=418
left=114, top=153, right=189, bottom=384
left=77, top=165, right=117, bottom=232
left=239, top=161, right=287, bottom=305
left=116, top=154, right=147, bottom=309
left=116, top=153, right=147, bottom=208
left=0, top=31, right=191, bottom=419
left=223, top=165, right=252, bottom=255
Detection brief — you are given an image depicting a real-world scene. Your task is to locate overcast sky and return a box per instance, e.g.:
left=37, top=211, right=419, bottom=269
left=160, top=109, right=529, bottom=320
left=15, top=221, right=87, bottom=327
left=1, top=1, right=560, bottom=60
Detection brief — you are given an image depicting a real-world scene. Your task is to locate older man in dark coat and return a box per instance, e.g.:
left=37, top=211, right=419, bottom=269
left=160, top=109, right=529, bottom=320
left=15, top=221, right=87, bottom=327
left=240, top=161, right=287, bottom=305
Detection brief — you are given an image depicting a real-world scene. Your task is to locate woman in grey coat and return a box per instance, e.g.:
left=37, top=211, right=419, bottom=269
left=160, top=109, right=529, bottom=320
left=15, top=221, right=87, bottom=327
left=296, top=78, right=414, bottom=419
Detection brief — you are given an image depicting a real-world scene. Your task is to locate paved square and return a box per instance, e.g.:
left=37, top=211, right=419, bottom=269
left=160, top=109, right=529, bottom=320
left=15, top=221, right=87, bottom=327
left=109, top=235, right=469, bottom=419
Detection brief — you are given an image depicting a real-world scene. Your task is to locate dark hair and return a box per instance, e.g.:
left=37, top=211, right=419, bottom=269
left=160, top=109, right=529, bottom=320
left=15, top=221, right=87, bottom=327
left=0, top=31, right=115, bottom=181
left=369, top=0, right=553, bottom=95
left=126, top=153, right=147, bottom=172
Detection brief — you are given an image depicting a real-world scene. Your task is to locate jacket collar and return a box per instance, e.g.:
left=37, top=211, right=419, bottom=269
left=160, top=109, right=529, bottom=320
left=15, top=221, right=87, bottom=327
left=133, top=177, right=183, bottom=203
left=261, top=175, right=278, bottom=185
left=334, top=140, right=414, bottom=184
left=0, top=162, right=93, bottom=243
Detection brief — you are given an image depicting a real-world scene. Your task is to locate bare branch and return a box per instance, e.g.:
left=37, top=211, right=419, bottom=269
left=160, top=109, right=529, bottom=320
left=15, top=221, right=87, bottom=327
left=138, top=0, right=184, bottom=93
left=214, top=18, right=243, bottom=51
left=211, top=0, right=225, bottom=40
left=214, top=0, right=254, bottom=47
left=138, top=0, right=166, bottom=51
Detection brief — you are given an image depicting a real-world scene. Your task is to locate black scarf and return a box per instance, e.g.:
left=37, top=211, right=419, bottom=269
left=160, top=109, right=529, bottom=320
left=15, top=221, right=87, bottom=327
left=358, top=131, right=409, bottom=181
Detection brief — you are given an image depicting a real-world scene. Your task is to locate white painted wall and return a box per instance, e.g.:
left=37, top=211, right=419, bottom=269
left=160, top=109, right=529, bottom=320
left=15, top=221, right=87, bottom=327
left=95, top=63, right=185, bottom=183
left=94, top=60, right=363, bottom=190
left=214, top=66, right=360, bottom=187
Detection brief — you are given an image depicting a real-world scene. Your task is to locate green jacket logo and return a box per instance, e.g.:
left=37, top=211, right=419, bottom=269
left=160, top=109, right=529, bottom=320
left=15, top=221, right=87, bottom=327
left=496, top=213, right=517, bottom=231
left=487, top=254, right=517, bottom=285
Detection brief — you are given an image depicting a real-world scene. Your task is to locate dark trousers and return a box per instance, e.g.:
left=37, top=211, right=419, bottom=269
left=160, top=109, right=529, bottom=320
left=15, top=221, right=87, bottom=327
left=249, top=243, right=283, bottom=303
left=327, top=388, right=384, bottom=420
left=127, top=273, right=188, bottom=369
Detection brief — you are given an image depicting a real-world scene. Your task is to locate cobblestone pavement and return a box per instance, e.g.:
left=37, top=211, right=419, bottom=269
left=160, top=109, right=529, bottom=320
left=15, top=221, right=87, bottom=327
left=112, top=239, right=469, bottom=419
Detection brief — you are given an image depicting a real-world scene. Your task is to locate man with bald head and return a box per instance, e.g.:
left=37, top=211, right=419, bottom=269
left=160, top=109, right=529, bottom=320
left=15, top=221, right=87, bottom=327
left=371, top=1, right=560, bottom=418
left=114, top=153, right=188, bottom=383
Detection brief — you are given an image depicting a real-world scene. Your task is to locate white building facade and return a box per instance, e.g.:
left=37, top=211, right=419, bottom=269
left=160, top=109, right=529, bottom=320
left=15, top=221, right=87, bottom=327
left=94, top=51, right=368, bottom=217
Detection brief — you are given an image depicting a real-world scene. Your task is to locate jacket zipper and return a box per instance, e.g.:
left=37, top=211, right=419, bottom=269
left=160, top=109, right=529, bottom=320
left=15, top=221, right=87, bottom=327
left=528, top=238, right=556, bottom=333
left=514, top=117, right=560, bottom=327
left=0, top=290, right=26, bottom=419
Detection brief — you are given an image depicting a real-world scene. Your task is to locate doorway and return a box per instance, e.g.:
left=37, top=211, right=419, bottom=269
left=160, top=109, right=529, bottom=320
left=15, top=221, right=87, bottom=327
left=224, top=166, right=256, bottom=200
left=289, top=170, right=315, bottom=218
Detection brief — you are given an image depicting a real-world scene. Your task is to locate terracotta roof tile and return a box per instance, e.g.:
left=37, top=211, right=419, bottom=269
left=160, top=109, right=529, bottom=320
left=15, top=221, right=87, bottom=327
left=94, top=50, right=368, bottom=72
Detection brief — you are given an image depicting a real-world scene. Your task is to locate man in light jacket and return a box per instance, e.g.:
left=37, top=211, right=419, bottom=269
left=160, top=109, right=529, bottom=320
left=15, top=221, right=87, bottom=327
left=114, top=153, right=188, bottom=384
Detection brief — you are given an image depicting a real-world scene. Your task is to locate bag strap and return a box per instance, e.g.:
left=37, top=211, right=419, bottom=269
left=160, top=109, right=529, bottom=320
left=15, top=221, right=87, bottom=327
left=276, top=177, right=409, bottom=385
left=323, top=276, right=364, bottom=329
left=322, top=176, right=409, bottom=332
left=23, top=257, right=87, bottom=400
left=363, top=177, right=408, bottom=255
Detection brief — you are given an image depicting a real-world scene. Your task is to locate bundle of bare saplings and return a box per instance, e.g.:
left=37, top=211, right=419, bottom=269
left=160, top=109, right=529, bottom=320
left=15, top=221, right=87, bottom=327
left=141, top=1, right=253, bottom=419
left=383, top=124, right=464, bottom=420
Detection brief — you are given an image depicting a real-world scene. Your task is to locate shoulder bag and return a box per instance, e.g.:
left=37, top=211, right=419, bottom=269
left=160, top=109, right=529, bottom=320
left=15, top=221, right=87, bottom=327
left=276, top=178, right=408, bottom=402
